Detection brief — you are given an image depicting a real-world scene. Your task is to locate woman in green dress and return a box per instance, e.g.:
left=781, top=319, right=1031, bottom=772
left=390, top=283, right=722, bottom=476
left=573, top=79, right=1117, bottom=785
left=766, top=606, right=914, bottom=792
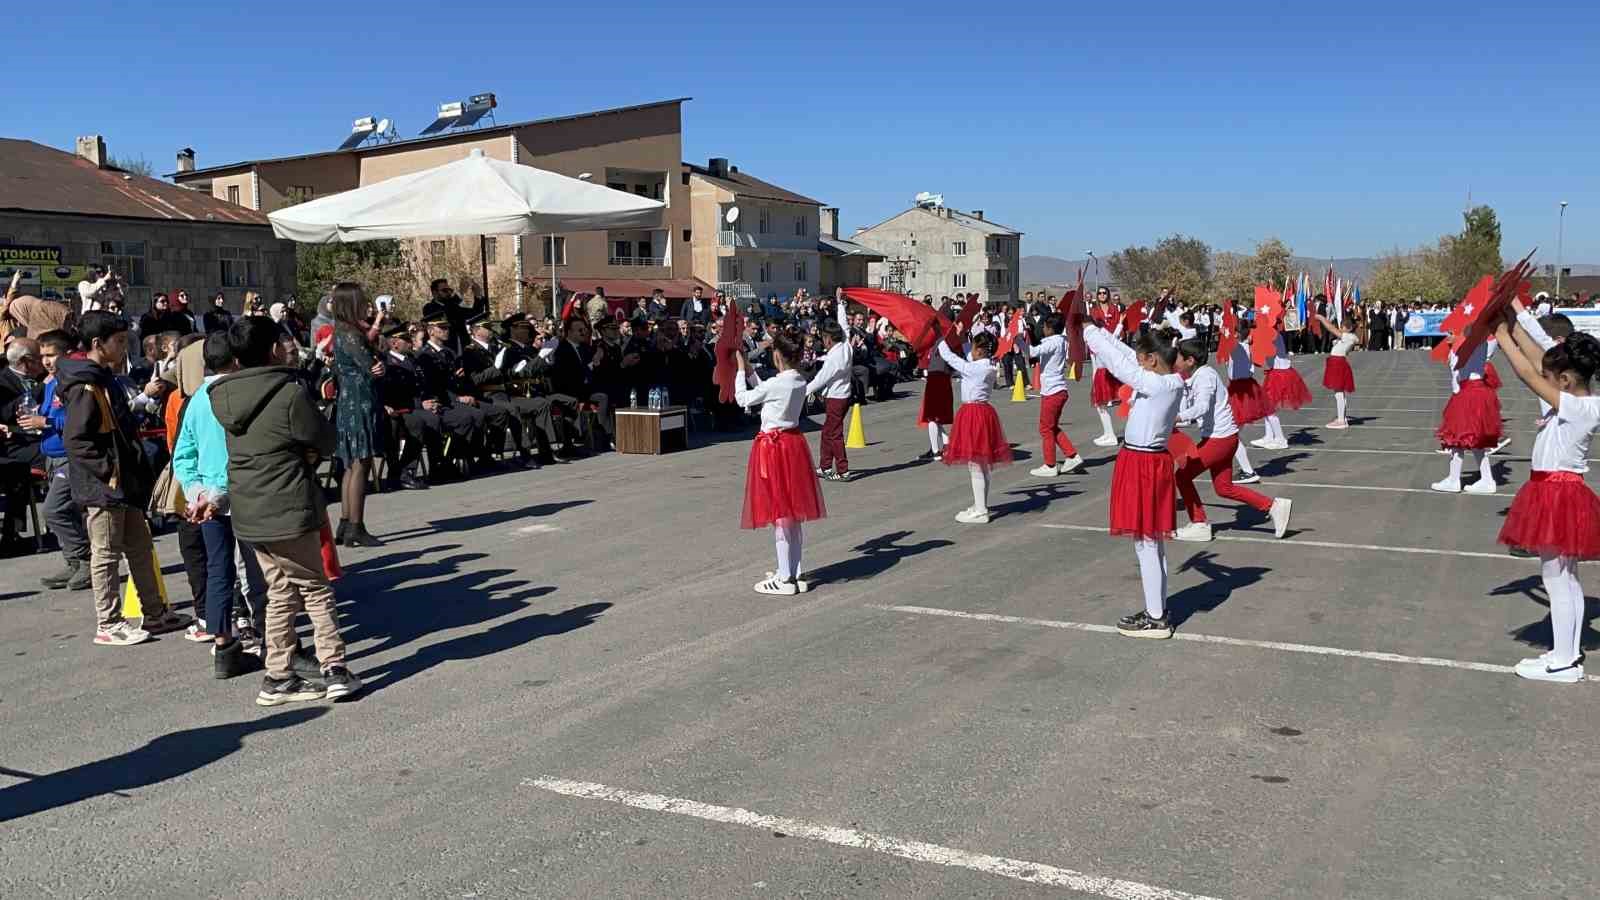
left=331, top=282, right=386, bottom=547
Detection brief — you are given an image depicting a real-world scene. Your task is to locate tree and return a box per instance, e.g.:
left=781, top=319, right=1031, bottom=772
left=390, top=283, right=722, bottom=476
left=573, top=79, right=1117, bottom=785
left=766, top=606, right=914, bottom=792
left=295, top=240, right=420, bottom=318
left=1210, top=237, right=1293, bottom=306
left=109, top=155, right=155, bottom=178
left=1107, top=234, right=1212, bottom=302
left=1366, top=247, right=1452, bottom=304
left=1437, top=205, right=1503, bottom=298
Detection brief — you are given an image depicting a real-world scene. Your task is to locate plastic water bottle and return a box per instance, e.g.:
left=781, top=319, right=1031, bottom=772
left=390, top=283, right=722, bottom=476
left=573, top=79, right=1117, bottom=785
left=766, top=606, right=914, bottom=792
left=629, top=388, right=639, bottom=408
left=17, top=395, right=40, bottom=435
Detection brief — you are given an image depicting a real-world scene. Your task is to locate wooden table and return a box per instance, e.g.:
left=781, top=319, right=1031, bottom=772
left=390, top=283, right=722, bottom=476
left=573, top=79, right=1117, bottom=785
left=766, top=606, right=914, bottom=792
left=615, top=404, right=689, bottom=455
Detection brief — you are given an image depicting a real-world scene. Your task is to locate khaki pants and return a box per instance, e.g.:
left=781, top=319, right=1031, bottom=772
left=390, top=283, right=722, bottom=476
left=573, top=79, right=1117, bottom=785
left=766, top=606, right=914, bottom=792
left=254, top=530, right=345, bottom=680
left=85, top=505, right=166, bottom=628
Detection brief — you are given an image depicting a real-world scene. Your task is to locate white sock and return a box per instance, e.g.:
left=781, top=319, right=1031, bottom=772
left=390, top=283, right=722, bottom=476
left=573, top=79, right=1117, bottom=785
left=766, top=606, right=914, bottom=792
left=1096, top=407, right=1116, bottom=439
left=1335, top=392, right=1347, bottom=420
left=774, top=518, right=803, bottom=581
left=1447, top=450, right=1463, bottom=483
left=968, top=462, right=990, bottom=512
left=927, top=422, right=946, bottom=454
left=1134, top=538, right=1168, bottom=618
left=1264, top=416, right=1285, bottom=443
left=1475, top=451, right=1492, bottom=484
left=1542, top=555, right=1583, bottom=666
left=1233, top=441, right=1255, bottom=475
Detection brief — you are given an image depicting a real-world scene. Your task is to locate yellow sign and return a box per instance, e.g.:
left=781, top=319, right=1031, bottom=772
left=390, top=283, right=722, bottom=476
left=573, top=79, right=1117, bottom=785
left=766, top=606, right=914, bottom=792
left=0, top=245, right=87, bottom=302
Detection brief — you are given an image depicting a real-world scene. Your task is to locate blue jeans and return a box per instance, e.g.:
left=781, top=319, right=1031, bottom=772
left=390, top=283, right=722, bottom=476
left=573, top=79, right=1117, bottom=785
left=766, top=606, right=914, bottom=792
left=199, top=517, right=237, bottom=636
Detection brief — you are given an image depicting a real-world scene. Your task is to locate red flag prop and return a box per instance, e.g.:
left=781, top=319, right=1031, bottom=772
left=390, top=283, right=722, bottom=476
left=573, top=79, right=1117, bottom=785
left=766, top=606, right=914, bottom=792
left=949, top=296, right=980, bottom=352
left=712, top=298, right=746, bottom=403
left=1453, top=252, right=1537, bottom=370
left=1248, top=285, right=1282, bottom=366
left=843, top=288, right=941, bottom=354
left=1115, top=383, right=1135, bottom=418
left=1216, top=303, right=1238, bottom=363
left=996, top=308, right=1026, bottom=358
left=1063, top=294, right=1089, bottom=379
left=560, top=295, right=582, bottom=322
left=1439, top=275, right=1494, bottom=337
left=1122, top=301, right=1146, bottom=335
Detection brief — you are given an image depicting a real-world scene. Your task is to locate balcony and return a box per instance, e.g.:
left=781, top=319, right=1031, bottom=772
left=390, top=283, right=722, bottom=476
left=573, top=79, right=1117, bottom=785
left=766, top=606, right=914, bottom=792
left=609, top=255, right=668, bottom=267
left=717, top=230, right=814, bottom=252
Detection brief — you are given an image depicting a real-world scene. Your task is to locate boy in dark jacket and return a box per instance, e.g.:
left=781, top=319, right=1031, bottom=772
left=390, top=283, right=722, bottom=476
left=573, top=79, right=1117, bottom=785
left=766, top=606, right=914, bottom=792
left=210, top=317, right=360, bottom=705
left=59, top=311, right=189, bottom=645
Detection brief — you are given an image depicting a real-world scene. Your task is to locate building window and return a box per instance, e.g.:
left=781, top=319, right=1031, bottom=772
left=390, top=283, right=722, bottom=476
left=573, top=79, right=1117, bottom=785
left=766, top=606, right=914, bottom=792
left=951, top=241, right=967, bottom=257
left=953, top=273, right=967, bottom=288
left=682, top=229, right=692, bottom=242
left=681, top=172, right=690, bottom=186
left=758, top=208, right=771, bottom=234
left=543, top=236, right=566, bottom=266
left=285, top=185, right=315, bottom=205
left=653, top=182, right=665, bottom=200
left=226, top=185, right=240, bottom=205
left=794, top=260, right=807, bottom=281
left=219, top=246, right=260, bottom=287
left=759, top=260, right=771, bottom=283
left=607, top=181, right=626, bottom=193
left=986, top=269, right=1011, bottom=287
left=794, top=216, right=807, bottom=236
left=430, top=240, right=446, bottom=263
left=100, top=240, right=147, bottom=286
left=633, top=184, right=648, bottom=196
left=483, top=237, right=497, bottom=265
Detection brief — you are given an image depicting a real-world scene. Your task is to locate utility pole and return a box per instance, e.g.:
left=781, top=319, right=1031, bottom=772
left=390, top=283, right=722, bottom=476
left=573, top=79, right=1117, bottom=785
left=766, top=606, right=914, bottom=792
left=1557, top=201, right=1568, bottom=300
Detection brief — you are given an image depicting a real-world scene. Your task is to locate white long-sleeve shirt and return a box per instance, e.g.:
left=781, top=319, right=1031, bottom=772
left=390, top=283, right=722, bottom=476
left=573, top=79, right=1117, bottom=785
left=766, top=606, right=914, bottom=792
left=77, top=274, right=111, bottom=313
left=1177, top=364, right=1238, bottom=439
left=1026, top=333, right=1068, bottom=396
left=1084, top=325, right=1183, bottom=450
left=735, top=368, right=807, bottom=431
left=806, top=339, right=852, bottom=400
left=1518, top=309, right=1560, bottom=415
left=935, top=342, right=996, bottom=404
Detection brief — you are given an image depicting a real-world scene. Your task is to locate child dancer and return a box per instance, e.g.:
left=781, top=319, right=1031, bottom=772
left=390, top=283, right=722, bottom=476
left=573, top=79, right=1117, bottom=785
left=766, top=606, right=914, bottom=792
left=1431, top=335, right=1502, bottom=494
left=1089, top=287, right=1124, bottom=447
left=1027, top=312, right=1086, bottom=477
left=937, top=324, right=1013, bottom=524
left=1225, top=320, right=1271, bottom=484
left=736, top=333, right=827, bottom=596
left=1491, top=320, right=1600, bottom=683
left=1315, top=314, right=1358, bottom=429
left=1083, top=324, right=1185, bottom=639
left=1172, top=339, right=1293, bottom=542
left=918, top=335, right=954, bottom=461
left=1251, top=324, right=1310, bottom=451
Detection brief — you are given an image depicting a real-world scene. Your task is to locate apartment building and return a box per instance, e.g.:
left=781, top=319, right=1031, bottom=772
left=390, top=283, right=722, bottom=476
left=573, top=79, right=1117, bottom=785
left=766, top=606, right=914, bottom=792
left=684, top=158, right=821, bottom=301
left=853, top=203, right=1023, bottom=305
left=172, top=98, right=709, bottom=313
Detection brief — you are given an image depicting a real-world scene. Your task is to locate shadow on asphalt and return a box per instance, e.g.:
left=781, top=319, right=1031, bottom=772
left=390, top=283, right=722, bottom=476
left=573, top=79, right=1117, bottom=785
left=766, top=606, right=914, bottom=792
left=807, top=530, right=953, bottom=587
left=1168, top=550, right=1270, bottom=628
left=0, top=707, right=328, bottom=823
left=991, top=483, right=1081, bottom=519
left=1256, top=452, right=1311, bottom=478
left=376, top=500, right=593, bottom=542
left=0, top=591, right=35, bottom=602
left=1491, top=575, right=1600, bottom=653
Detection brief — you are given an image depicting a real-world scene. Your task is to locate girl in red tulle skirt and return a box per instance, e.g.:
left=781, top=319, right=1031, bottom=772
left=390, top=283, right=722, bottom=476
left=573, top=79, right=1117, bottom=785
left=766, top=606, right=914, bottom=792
left=734, top=335, right=826, bottom=596
left=1432, top=339, right=1503, bottom=495
left=1316, top=315, right=1359, bottom=429
left=936, top=328, right=1012, bottom=525
left=918, top=347, right=955, bottom=460
left=1487, top=320, right=1600, bottom=683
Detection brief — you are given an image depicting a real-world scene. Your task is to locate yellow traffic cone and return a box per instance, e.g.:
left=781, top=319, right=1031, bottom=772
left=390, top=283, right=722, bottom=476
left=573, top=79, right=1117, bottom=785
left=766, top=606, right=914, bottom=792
left=845, top=404, right=868, bottom=449
left=1011, top=375, right=1027, bottom=402
left=121, top=547, right=171, bottom=622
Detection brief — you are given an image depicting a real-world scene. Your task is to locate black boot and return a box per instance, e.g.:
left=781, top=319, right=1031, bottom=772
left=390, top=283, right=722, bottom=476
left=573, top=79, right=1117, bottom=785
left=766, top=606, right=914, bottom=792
left=334, top=520, right=350, bottom=546
left=213, top=639, right=257, bottom=679
left=344, top=523, right=383, bottom=548
left=65, top=561, right=93, bottom=591
left=41, top=558, right=80, bottom=590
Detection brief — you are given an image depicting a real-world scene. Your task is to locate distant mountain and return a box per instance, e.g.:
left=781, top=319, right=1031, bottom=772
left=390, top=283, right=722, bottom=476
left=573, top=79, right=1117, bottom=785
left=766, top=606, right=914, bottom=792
left=1022, top=254, right=1380, bottom=287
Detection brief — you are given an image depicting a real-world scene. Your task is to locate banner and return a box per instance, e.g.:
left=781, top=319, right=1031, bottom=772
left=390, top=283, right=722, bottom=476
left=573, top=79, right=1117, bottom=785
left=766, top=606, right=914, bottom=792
left=1403, top=311, right=1449, bottom=338
left=1556, top=307, right=1600, bottom=340
left=0, top=244, right=87, bottom=303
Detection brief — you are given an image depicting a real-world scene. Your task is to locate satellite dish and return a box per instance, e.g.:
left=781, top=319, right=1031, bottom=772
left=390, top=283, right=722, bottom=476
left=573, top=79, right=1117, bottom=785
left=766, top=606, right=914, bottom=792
left=376, top=118, right=391, bottom=134
left=578, top=172, right=593, bottom=181
left=725, top=206, right=741, bottom=225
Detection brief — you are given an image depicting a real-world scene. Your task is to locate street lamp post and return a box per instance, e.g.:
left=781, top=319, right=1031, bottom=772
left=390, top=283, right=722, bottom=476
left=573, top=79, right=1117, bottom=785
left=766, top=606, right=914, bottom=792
left=1556, top=201, right=1568, bottom=300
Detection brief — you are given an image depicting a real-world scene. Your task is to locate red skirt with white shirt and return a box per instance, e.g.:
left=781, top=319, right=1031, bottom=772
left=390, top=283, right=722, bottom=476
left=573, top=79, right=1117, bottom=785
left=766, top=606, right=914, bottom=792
left=1108, top=446, right=1177, bottom=540
left=1322, top=356, right=1356, bottom=393
left=918, top=372, right=954, bottom=426
left=943, top=402, right=1013, bottom=466
left=1498, top=471, right=1600, bottom=560
left=1263, top=367, right=1313, bottom=410
left=1091, top=367, right=1123, bottom=406
left=1226, top=377, right=1275, bottom=426
left=742, top=429, right=827, bottom=529
left=1435, top=379, right=1502, bottom=450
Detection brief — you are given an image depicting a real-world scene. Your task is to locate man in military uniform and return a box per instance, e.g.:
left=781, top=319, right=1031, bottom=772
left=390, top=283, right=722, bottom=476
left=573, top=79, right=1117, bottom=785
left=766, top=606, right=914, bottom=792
left=477, top=313, right=567, bottom=466
left=416, top=312, right=493, bottom=472
left=375, top=323, right=434, bottom=491
left=460, top=312, right=536, bottom=468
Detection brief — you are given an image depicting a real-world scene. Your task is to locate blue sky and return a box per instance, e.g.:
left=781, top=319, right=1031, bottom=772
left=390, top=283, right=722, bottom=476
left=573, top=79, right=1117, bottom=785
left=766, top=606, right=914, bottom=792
left=10, top=2, right=1596, bottom=263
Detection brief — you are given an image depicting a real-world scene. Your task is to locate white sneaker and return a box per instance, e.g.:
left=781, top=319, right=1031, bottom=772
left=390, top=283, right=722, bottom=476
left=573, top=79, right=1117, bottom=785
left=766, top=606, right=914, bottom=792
left=1325, top=419, right=1349, bottom=430
left=1093, top=433, right=1119, bottom=447
left=955, top=508, right=991, bottom=525
left=1270, top=497, right=1293, bottom=538
left=1516, top=651, right=1554, bottom=669
left=1030, top=464, right=1060, bottom=478
left=1263, top=439, right=1290, bottom=451
left=753, top=578, right=798, bottom=596
left=1515, top=659, right=1584, bottom=684
left=1465, top=478, right=1497, bottom=495
left=1430, top=478, right=1462, bottom=494
left=1058, top=455, right=1085, bottom=474
left=1234, top=471, right=1261, bottom=485
left=94, top=621, right=152, bottom=646
left=765, top=572, right=810, bottom=593
left=1174, top=521, right=1213, bottom=543
left=1249, top=437, right=1273, bottom=449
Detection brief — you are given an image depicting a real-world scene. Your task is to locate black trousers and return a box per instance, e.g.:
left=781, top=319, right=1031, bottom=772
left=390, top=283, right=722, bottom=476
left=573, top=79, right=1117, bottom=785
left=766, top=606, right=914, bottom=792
left=174, top=520, right=209, bottom=616
left=475, top=398, right=516, bottom=458
left=393, top=409, right=442, bottom=468
left=488, top=391, right=561, bottom=455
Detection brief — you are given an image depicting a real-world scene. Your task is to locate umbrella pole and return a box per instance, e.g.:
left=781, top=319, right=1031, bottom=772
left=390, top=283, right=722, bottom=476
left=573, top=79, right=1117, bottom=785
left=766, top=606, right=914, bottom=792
left=479, top=235, right=490, bottom=308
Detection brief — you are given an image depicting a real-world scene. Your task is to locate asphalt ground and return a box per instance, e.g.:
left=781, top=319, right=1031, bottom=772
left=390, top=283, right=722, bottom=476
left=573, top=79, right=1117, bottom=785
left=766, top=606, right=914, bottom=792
left=1, top=348, right=1596, bottom=899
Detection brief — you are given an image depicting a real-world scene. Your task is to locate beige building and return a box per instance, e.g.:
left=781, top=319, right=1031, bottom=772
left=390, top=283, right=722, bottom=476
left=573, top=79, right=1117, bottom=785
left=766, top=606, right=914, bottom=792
left=854, top=202, right=1023, bottom=305
left=173, top=98, right=710, bottom=314
left=816, top=207, right=884, bottom=295
left=684, top=158, right=821, bottom=302
left=0, top=136, right=294, bottom=316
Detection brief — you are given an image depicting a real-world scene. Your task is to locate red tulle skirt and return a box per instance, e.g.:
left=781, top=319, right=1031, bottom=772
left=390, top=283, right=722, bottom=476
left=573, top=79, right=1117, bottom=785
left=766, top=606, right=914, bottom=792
left=918, top=372, right=954, bottom=426
left=1108, top=447, right=1177, bottom=540
left=1484, top=362, right=1502, bottom=390
left=943, top=401, right=1014, bottom=466
left=1091, top=367, right=1123, bottom=406
left=1226, top=377, right=1275, bottom=426
left=1435, top=380, right=1502, bottom=450
left=1322, top=356, right=1356, bottom=393
left=1498, top=471, right=1600, bottom=560
left=1263, top=367, right=1313, bottom=410
left=742, top=429, right=827, bottom=529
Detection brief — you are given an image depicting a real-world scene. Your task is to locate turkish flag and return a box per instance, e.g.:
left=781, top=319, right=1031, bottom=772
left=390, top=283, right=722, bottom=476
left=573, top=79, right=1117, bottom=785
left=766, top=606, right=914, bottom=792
left=1248, top=285, right=1282, bottom=366
left=1439, top=275, right=1494, bottom=337
left=996, top=308, right=1025, bottom=358
left=1454, top=252, right=1537, bottom=370
left=712, top=298, right=746, bottom=403
left=1216, top=303, right=1238, bottom=363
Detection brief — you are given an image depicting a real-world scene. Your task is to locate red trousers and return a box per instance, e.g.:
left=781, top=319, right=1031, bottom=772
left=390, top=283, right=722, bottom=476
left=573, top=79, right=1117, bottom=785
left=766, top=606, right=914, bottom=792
left=1038, top=392, right=1078, bottom=467
left=819, top=398, right=850, bottom=473
left=1175, top=434, right=1272, bottom=523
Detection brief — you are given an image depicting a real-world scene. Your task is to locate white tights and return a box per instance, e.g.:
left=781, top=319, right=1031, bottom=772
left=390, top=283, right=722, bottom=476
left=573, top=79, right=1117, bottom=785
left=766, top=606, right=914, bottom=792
left=1542, top=555, right=1584, bottom=666
left=773, top=518, right=803, bottom=581
left=1262, top=415, right=1286, bottom=444
left=1096, top=406, right=1116, bottom=439
left=968, top=462, right=991, bottom=512
left=927, top=422, right=948, bottom=454
left=1334, top=392, right=1347, bottom=420
left=1134, top=539, right=1168, bottom=618
left=1233, top=441, right=1256, bottom=476
left=1445, top=450, right=1492, bottom=485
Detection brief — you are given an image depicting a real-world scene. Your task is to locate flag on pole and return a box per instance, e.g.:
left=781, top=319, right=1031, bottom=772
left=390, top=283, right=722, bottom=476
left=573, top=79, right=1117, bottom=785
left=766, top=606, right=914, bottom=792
left=1333, top=277, right=1343, bottom=325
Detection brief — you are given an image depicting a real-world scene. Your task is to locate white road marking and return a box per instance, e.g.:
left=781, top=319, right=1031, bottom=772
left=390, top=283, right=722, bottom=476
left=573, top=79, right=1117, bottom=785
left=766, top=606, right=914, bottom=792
left=522, top=776, right=1223, bottom=900
left=514, top=523, right=562, bottom=535
left=1254, top=446, right=1444, bottom=456
left=1038, top=523, right=1524, bottom=561
left=1236, top=481, right=1504, bottom=497
left=873, top=605, right=1596, bottom=683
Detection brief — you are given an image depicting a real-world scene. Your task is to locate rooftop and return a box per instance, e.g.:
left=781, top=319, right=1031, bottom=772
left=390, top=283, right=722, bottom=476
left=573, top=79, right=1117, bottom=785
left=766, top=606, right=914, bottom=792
left=856, top=204, right=1023, bottom=237
left=682, top=161, right=823, bottom=207
left=169, top=97, right=693, bottom=179
left=0, top=138, right=270, bottom=226
left=818, top=235, right=885, bottom=259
